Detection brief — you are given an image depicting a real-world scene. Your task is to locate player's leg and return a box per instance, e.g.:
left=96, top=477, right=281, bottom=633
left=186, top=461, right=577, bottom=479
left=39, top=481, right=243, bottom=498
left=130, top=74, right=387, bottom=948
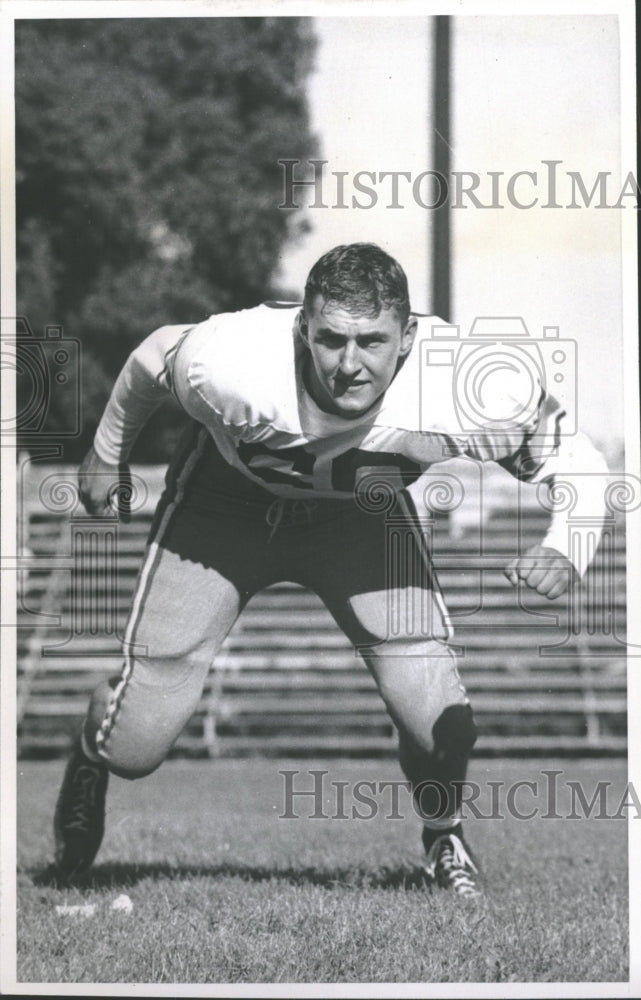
left=54, top=428, right=271, bottom=874
left=325, top=595, right=479, bottom=890
left=300, top=497, right=480, bottom=895
left=53, top=541, right=245, bottom=875
left=365, top=637, right=480, bottom=897
left=90, top=547, right=244, bottom=777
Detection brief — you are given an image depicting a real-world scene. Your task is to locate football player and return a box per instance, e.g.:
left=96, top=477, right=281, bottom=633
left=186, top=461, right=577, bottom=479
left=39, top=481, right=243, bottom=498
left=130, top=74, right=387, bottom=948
left=53, top=243, right=607, bottom=896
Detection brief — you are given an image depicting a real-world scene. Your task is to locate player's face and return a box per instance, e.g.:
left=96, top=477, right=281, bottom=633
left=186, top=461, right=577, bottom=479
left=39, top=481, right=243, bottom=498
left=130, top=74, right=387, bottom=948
left=299, top=296, right=417, bottom=418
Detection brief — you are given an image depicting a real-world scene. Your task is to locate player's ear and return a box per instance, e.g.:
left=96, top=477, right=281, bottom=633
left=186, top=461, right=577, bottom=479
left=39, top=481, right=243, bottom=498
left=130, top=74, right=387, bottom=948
left=399, top=315, right=418, bottom=357
left=297, top=309, right=310, bottom=348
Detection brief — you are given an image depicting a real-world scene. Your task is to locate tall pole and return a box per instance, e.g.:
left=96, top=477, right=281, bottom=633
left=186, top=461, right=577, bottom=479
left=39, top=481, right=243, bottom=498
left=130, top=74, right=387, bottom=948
left=431, top=15, right=451, bottom=321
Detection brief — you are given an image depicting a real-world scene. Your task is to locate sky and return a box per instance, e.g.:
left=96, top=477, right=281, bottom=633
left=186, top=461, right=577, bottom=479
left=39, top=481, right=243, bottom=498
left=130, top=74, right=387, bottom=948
left=279, top=16, right=432, bottom=311
left=278, top=14, right=633, bottom=457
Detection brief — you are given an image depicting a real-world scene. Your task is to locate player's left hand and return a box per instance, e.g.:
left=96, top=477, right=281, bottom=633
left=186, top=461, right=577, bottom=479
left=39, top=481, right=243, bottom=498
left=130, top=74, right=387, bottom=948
left=504, top=545, right=577, bottom=600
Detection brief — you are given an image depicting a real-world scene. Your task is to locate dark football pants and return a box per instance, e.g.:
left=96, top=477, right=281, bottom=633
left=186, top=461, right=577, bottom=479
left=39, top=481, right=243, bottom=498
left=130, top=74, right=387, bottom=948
left=84, top=424, right=477, bottom=828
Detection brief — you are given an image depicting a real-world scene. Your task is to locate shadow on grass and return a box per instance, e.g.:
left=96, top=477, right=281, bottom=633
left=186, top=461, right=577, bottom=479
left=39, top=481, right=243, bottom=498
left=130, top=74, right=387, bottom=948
left=29, top=860, right=434, bottom=893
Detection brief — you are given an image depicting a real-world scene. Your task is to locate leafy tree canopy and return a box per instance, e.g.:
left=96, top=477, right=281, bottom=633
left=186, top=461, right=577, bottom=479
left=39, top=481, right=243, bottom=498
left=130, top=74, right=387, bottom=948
left=16, top=17, right=317, bottom=460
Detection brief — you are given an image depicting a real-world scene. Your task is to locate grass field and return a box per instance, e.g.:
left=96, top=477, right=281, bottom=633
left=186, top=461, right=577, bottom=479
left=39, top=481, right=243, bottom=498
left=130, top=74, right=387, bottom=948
left=15, top=757, right=628, bottom=985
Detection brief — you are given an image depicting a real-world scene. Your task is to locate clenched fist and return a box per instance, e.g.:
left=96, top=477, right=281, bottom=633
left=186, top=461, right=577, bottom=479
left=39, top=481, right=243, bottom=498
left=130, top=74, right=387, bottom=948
left=78, top=445, right=132, bottom=521
left=504, top=544, right=577, bottom=600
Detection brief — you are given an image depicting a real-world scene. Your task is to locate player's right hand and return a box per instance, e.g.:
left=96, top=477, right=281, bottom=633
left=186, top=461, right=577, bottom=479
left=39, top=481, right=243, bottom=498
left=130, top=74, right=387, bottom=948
left=78, top=445, right=131, bottom=520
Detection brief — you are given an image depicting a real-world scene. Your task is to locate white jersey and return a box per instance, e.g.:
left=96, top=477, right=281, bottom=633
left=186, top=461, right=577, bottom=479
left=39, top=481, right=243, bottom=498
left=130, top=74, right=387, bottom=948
left=93, top=303, right=609, bottom=572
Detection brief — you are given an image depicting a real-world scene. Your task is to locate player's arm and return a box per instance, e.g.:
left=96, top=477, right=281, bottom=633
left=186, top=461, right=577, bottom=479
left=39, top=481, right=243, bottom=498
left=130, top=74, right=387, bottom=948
left=79, top=324, right=194, bottom=517
left=466, top=390, right=608, bottom=599
left=503, top=418, right=608, bottom=598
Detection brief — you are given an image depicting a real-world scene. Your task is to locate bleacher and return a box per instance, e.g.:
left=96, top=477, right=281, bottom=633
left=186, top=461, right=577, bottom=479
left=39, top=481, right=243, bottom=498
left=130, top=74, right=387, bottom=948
left=16, top=462, right=628, bottom=758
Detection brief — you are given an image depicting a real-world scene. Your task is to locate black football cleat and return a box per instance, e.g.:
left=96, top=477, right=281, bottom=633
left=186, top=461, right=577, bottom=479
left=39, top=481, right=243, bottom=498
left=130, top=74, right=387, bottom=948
left=53, top=739, right=109, bottom=877
left=423, top=828, right=481, bottom=898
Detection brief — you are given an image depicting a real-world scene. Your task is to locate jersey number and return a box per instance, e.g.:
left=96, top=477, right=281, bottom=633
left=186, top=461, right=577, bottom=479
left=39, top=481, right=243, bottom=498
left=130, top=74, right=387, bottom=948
left=237, top=441, right=420, bottom=492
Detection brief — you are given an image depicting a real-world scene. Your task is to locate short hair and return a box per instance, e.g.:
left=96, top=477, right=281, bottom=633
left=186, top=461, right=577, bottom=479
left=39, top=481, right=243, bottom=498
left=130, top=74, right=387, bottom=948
left=303, top=243, right=411, bottom=325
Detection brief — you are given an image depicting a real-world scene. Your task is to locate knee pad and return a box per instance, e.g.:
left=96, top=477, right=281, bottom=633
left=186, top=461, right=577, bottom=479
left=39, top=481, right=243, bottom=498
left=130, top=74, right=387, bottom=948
left=108, top=757, right=162, bottom=781
left=432, top=702, right=478, bottom=758
left=86, top=676, right=165, bottom=780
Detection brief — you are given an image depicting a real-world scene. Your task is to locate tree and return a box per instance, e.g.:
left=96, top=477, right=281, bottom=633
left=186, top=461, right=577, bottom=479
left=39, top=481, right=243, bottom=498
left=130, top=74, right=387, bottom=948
left=15, top=17, right=317, bottom=460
